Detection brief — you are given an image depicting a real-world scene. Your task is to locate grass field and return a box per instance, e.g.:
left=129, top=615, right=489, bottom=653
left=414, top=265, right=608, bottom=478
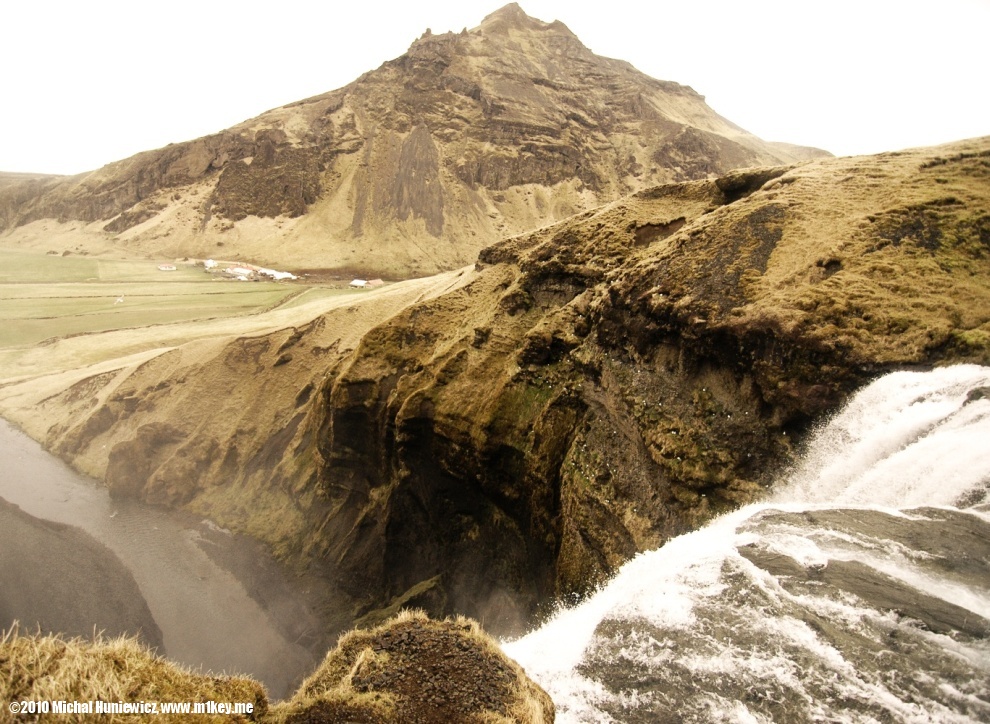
left=0, top=250, right=206, bottom=283
left=0, top=247, right=416, bottom=391
left=0, top=249, right=318, bottom=348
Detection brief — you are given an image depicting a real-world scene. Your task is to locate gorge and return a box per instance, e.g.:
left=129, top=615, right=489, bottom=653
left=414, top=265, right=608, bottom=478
left=4, top=137, right=988, bottom=636
left=505, top=364, right=990, bottom=721
left=1, top=3, right=989, bottom=721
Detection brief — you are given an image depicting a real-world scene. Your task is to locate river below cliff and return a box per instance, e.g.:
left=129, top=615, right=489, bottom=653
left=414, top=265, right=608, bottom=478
left=0, top=418, right=330, bottom=699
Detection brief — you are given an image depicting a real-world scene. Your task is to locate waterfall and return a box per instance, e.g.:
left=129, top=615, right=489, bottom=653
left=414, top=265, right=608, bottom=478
left=503, top=366, right=990, bottom=723
left=777, top=364, right=990, bottom=508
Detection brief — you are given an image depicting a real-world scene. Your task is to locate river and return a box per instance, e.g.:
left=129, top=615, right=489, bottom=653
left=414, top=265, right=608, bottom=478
left=0, top=417, right=329, bottom=699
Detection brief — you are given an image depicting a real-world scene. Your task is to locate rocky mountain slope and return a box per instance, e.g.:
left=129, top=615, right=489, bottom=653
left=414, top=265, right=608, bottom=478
left=2, top=137, right=987, bottom=635
left=0, top=4, right=826, bottom=278
left=0, top=172, right=60, bottom=187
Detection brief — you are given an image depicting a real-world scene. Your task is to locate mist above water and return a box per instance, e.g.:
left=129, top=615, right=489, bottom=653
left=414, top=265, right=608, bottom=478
left=778, top=364, right=990, bottom=508
left=0, top=419, right=329, bottom=699
left=4, top=364, right=989, bottom=714
left=504, top=365, right=990, bottom=722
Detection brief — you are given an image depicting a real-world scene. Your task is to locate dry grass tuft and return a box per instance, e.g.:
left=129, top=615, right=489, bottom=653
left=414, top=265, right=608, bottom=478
left=0, top=625, right=267, bottom=723
left=1, top=613, right=554, bottom=724
left=271, top=609, right=554, bottom=724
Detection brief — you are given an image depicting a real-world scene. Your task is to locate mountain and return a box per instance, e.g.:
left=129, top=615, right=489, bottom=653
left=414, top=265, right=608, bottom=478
left=0, top=4, right=827, bottom=278
left=3, top=136, right=987, bottom=634
left=0, top=171, right=60, bottom=187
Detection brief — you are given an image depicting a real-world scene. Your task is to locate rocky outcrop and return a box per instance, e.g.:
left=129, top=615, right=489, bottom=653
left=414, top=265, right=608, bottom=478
left=257, top=138, right=990, bottom=629
left=276, top=610, right=554, bottom=723
left=0, top=4, right=827, bottom=277
left=8, top=138, right=990, bottom=637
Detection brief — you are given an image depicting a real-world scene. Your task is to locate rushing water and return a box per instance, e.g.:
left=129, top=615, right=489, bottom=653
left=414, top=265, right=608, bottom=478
left=503, top=365, right=990, bottom=723
left=0, top=418, right=327, bottom=699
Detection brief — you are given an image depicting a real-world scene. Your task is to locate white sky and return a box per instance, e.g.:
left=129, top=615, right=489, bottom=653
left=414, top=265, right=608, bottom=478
left=2, top=0, right=988, bottom=175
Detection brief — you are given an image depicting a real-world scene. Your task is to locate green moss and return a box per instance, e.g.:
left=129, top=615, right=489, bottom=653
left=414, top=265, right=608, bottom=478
left=487, top=381, right=555, bottom=444
left=949, top=327, right=990, bottom=357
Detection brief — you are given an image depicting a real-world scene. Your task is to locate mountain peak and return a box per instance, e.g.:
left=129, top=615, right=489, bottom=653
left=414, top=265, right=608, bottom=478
left=478, top=3, right=571, bottom=35
left=0, top=4, right=830, bottom=277
left=481, top=3, right=530, bottom=24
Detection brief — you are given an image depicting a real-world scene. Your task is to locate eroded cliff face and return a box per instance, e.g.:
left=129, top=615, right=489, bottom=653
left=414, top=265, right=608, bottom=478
left=304, top=140, right=990, bottom=631
left=0, top=4, right=827, bottom=277
left=307, top=173, right=793, bottom=628
left=10, top=138, right=990, bottom=636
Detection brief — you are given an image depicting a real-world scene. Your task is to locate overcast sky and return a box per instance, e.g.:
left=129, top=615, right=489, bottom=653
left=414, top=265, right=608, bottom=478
left=2, top=0, right=988, bottom=175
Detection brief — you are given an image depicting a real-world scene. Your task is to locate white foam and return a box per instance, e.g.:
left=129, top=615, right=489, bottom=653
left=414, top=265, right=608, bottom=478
left=778, top=365, right=990, bottom=507
left=502, top=367, right=990, bottom=722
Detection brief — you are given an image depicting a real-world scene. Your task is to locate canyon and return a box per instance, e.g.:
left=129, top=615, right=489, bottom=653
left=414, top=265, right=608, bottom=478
left=1, top=5, right=989, bottom=719
left=2, top=137, right=988, bottom=635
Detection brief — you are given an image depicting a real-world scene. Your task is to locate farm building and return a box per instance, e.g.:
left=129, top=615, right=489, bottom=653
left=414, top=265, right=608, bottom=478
left=258, top=267, right=298, bottom=281
left=349, top=279, right=384, bottom=289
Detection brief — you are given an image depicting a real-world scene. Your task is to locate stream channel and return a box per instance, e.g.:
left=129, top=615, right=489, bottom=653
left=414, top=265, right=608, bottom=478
left=0, top=417, right=332, bottom=699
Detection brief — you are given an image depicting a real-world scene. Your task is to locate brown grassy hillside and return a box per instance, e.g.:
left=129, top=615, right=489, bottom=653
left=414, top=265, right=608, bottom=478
left=1, top=138, right=987, bottom=633
left=0, top=4, right=826, bottom=278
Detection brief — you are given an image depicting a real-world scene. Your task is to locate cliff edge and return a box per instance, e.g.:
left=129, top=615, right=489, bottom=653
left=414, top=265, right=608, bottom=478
left=0, top=611, right=553, bottom=724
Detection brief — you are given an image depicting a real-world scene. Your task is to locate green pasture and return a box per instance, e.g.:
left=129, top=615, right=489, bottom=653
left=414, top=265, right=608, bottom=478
left=0, top=249, right=208, bottom=284
left=0, top=249, right=303, bottom=348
